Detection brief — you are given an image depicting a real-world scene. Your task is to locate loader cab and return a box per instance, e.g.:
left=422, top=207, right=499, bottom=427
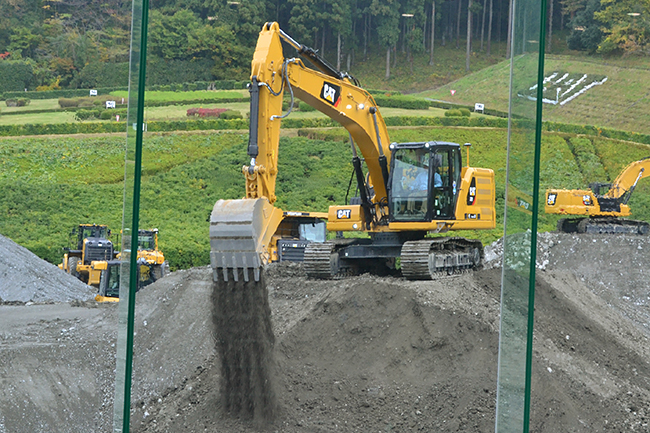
left=137, top=229, right=157, bottom=251
left=97, top=260, right=146, bottom=300
left=98, top=260, right=122, bottom=298
left=388, top=142, right=462, bottom=222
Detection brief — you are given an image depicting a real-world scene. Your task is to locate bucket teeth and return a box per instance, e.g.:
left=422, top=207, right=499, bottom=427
left=210, top=198, right=283, bottom=283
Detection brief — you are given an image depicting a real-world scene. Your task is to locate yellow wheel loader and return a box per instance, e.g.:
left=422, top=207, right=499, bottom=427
left=546, top=157, right=650, bottom=234
left=130, top=228, right=168, bottom=280
left=209, top=22, right=497, bottom=283
left=59, top=224, right=115, bottom=285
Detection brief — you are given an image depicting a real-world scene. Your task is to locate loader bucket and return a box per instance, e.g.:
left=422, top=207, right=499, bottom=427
left=209, top=198, right=284, bottom=282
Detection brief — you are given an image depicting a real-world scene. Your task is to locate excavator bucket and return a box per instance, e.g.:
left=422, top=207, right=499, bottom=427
left=210, top=197, right=282, bottom=419
left=209, top=198, right=284, bottom=282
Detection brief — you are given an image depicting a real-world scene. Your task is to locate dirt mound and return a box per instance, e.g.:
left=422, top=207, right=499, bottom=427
left=0, top=234, right=96, bottom=303
left=2, top=232, right=650, bottom=432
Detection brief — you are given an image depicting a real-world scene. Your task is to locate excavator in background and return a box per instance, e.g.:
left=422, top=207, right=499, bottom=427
left=546, top=157, right=650, bottom=234
left=209, top=22, right=496, bottom=283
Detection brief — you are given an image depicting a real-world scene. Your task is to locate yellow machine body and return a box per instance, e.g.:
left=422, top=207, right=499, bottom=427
left=546, top=157, right=650, bottom=234
left=209, top=22, right=496, bottom=281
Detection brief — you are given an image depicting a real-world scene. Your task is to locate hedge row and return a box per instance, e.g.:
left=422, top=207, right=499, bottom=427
left=3, top=116, right=650, bottom=147
left=0, top=80, right=250, bottom=101
left=426, top=99, right=513, bottom=119
left=1, top=87, right=126, bottom=101
left=374, top=94, right=430, bottom=110
left=144, top=97, right=249, bottom=107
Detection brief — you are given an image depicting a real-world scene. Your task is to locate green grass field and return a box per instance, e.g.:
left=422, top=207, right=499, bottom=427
left=416, top=54, right=650, bottom=135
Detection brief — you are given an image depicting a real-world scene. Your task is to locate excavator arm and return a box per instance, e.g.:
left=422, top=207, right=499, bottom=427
left=603, top=157, right=650, bottom=202
left=243, top=22, right=390, bottom=209
left=211, top=22, right=392, bottom=283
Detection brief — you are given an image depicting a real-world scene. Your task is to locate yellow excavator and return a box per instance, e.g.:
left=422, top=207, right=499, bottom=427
left=209, top=22, right=496, bottom=282
left=546, top=157, right=650, bottom=234
left=208, top=22, right=497, bottom=418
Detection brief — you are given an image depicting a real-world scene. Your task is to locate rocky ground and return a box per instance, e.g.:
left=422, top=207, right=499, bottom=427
left=1, top=232, right=650, bottom=432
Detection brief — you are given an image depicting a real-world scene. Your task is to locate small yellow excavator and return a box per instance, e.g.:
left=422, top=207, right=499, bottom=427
left=209, top=22, right=496, bottom=282
left=546, top=157, right=650, bottom=234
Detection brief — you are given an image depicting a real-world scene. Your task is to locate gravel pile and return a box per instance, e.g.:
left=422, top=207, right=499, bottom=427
left=0, top=234, right=96, bottom=303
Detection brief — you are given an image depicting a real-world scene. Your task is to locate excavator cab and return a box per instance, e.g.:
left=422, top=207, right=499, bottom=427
left=389, top=142, right=462, bottom=222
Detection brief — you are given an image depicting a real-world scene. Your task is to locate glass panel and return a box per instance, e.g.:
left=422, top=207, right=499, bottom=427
left=299, top=221, right=327, bottom=242
left=137, top=231, right=155, bottom=250
left=113, top=0, right=149, bottom=430
left=495, top=0, right=546, bottom=432
left=390, top=148, right=430, bottom=221
left=432, top=150, right=452, bottom=218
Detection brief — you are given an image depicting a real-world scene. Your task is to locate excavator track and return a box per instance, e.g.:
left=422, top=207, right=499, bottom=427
left=400, top=237, right=482, bottom=280
left=304, top=241, right=339, bottom=279
left=558, top=217, right=649, bottom=235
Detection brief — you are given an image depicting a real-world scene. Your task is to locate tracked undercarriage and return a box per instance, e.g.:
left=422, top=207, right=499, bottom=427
left=557, top=217, right=650, bottom=235
left=304, top=236, right=483, bottom=280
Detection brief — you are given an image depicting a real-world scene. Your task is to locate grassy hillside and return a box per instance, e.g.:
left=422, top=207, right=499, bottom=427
left=2, top=126, right=650, bottom=271
left=416, top=54, right=650, bottom=135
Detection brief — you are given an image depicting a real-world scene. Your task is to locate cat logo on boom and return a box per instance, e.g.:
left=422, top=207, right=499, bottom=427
left=321, top=82, right=341, bottom=107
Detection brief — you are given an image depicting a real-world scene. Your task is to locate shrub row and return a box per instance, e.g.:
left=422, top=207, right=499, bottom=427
left=5, top=98, right=31, bottom=107
left=3, top=116, right=650, bottom=148
left=75, top=110, right=102, bottom=121
left=374, top=94, right=430, bottom=110
left=0, top=80, right=250, bottom=101
left=2, top=87, right=126, bottom=101
left=427, top=99, right=512, bottom=118
left=145, top=97, right=248, bottom=107
left=185, top=108, right=243, bottom=119
left=444, top=108, right=471, bottom=117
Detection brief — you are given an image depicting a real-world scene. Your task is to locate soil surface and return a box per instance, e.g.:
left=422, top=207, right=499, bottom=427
left=1, top=232, right=650, bottom=432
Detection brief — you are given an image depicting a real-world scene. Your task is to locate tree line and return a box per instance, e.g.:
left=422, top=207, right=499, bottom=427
left=0, top=0, right=646, bottom=92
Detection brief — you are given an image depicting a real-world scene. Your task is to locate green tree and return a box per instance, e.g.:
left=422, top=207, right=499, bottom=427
left=149, top=10, right=203, bottom=61
left=566, top=0, right=603, bottom=52
left=287, top=0, right=322, bottom=45
left=595, top=0, right=650, bottom=55
left=371, top=0, right=401, bottom=79
left=148, top=9, right=250, bottom=80
left=8, top=27, right=43, bottom=59
left=204, top=0, right=269, bottom=47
